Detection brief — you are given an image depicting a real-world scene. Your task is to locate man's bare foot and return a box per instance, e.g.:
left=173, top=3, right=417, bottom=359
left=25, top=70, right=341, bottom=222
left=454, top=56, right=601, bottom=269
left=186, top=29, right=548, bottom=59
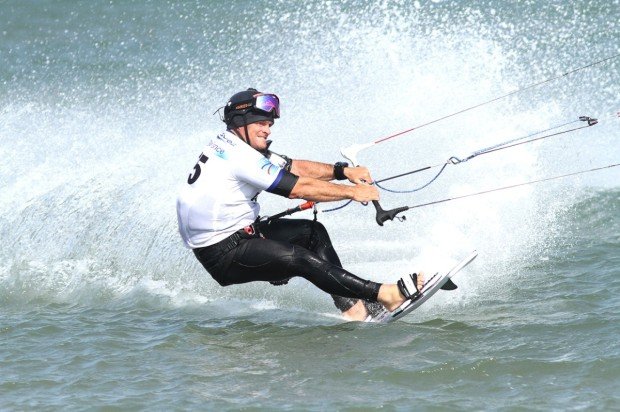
left=377, top=272, right=425, bottom=312
left=341, top=300, right=368, bottom=321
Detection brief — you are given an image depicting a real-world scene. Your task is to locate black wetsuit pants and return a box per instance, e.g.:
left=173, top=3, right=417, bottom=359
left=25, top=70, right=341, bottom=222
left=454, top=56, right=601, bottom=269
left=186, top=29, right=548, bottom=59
left=193, top=218, right=383, bottom=313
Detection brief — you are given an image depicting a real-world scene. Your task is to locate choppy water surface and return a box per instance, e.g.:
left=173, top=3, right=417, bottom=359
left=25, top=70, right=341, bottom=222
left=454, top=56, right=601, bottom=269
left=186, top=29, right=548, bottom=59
left=1, top=1, right=619, bottom=410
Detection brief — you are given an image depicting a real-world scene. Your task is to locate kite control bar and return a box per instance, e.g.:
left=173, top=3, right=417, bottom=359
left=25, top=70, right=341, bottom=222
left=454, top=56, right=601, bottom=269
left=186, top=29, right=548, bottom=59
left=342, top=143, right=410, bottom=226
left=267, top=199, right=409, bottom=227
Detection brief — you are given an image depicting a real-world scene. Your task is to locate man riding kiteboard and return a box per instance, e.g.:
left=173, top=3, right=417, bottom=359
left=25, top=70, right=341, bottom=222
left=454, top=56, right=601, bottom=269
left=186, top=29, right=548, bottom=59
left=176, top=88, right=424, bottom=321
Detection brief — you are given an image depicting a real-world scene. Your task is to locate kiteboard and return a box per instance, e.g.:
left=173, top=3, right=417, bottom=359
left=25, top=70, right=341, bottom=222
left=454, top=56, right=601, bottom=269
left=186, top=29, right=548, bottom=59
left=369, top=250, right=478, bottom=323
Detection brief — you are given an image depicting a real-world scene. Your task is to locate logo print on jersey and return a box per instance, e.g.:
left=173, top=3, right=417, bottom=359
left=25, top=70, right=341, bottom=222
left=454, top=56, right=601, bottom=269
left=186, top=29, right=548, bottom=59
left=216, top=133, right=236, bottom=146
left=208, top=141, right=227, bottom=159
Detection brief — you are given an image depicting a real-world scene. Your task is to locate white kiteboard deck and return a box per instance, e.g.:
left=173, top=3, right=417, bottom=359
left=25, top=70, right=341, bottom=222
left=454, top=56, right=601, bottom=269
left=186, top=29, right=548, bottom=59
left=369, top=250, right=478, bottom=323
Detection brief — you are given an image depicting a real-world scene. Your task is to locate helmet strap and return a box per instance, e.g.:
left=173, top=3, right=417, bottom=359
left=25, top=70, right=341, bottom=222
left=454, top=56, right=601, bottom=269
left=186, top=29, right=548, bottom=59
left=229, top=114, right=251, bottom=146
left=243, top=123, right=250, bottom=146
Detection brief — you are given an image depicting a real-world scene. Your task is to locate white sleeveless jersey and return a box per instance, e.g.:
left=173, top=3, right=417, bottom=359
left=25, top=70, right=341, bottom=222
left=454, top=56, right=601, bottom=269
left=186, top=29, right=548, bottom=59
left=176, top=131, right=290, bottom=248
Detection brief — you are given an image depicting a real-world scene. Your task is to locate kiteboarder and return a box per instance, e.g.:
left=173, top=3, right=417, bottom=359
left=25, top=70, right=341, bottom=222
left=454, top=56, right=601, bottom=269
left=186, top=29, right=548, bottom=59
left=176, top=88, right=423, bottom=321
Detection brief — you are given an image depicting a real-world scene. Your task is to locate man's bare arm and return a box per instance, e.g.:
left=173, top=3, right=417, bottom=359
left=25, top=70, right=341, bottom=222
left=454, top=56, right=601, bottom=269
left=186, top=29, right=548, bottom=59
left=288, top=176, right=379, bottom=203
left=290, top=160, right=373, bottom=184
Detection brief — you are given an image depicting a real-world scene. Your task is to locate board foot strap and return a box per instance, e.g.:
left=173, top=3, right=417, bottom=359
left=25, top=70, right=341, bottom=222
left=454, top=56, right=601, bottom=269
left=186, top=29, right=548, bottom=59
left=397, top=273, right=421, bottom=300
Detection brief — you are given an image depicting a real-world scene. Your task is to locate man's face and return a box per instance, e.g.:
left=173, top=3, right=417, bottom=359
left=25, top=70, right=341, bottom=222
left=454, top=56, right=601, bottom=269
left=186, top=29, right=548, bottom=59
left=236, top=120, right=272, bottom=151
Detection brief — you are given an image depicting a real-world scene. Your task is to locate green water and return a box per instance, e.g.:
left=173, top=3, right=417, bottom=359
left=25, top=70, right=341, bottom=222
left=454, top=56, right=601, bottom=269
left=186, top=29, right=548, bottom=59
left=3, top=194, right=619, bottom=409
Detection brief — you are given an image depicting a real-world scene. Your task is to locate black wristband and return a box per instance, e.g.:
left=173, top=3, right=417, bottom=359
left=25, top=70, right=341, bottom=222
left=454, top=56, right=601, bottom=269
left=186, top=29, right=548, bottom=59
left=334, top=162, right=348, bottom=180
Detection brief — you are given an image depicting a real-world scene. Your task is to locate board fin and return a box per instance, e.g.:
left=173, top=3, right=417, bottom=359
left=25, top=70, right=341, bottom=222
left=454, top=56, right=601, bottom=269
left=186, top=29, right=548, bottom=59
left=441, top=278, right=458, bottom=290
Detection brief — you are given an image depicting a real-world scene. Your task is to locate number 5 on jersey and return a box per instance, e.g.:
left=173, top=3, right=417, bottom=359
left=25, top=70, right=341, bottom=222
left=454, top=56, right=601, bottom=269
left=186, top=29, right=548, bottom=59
left=187, top=154, right=209, bottom=184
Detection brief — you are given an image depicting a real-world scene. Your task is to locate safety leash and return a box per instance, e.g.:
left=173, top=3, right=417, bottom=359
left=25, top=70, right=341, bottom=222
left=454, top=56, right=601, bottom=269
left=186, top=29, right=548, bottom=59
left=264, top=201, right=315, bottom=223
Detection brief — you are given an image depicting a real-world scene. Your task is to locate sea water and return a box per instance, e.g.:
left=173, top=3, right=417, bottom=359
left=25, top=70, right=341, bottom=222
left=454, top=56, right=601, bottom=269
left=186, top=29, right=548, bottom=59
left=1, top=1, right=619, bottom=410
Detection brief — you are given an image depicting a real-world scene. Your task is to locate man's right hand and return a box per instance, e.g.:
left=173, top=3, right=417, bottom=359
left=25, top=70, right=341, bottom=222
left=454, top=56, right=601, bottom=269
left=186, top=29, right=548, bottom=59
left=344, top=166, right=374, bottom=185
left=351, top=183, right=379, bottom=203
